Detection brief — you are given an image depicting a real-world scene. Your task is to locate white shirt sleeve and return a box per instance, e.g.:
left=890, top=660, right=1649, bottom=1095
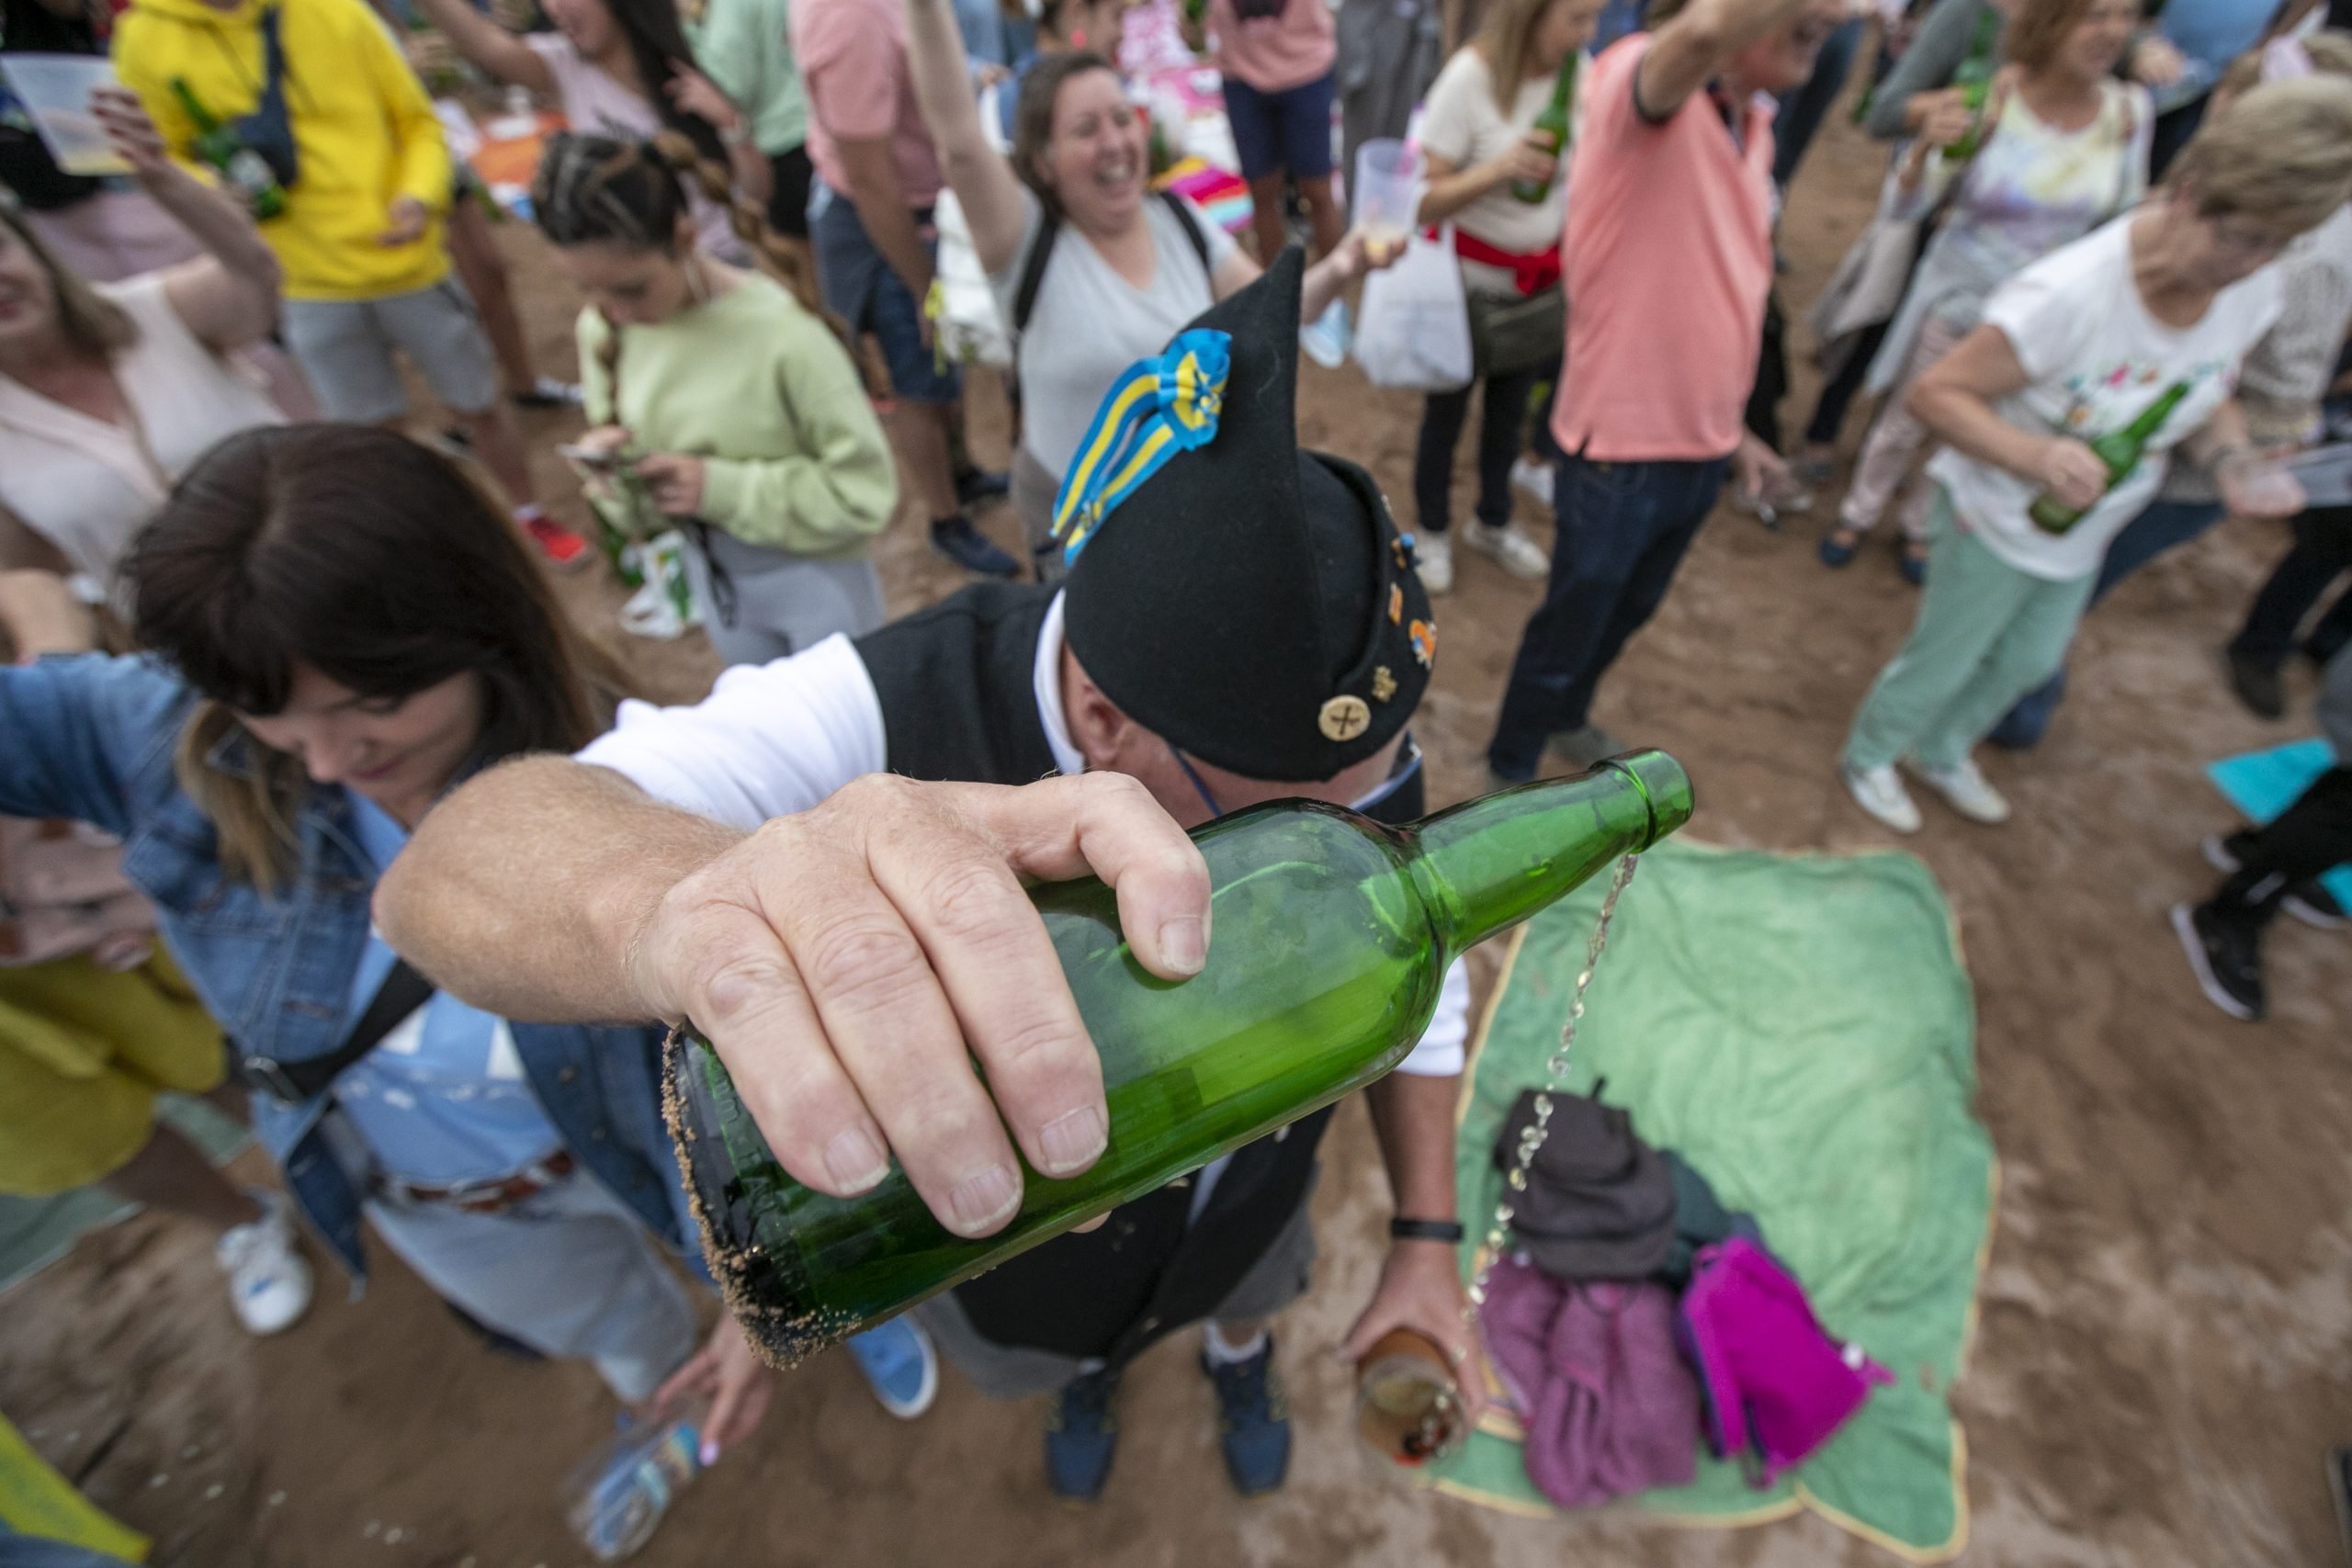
left=1395, top=958, right=1470, bottom=1077
left=1417, top=52, right=1481, bottom=167
left=574, top=633, right=889, bottom=829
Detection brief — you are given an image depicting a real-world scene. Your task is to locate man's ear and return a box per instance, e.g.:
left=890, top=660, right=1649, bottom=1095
left=1061, top=649, right=1139, bottom=771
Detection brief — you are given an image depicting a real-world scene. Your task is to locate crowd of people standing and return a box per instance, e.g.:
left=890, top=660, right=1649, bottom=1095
left=3, top=0, right=2351, bottom=1548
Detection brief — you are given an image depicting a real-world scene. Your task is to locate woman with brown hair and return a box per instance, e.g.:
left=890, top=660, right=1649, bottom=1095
left=537, top=133, right=896, bottom=663
left=0, top=88, right=282, bottom=598
left=1821, top=0, right=2151, bottom=581
left=902, top=0, right=1380, bottom=577
left=413, top=0, right=773, bottom=263
left=0, top=423, right=937, bottom=1450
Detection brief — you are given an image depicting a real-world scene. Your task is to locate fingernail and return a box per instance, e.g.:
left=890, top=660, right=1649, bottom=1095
left=1037, top=1105, right=1107, bottom=1176
left=947, top=1165, right=1021, bottom=1235
left=824, top=1127, right=889, bottom=1192
left=1158, top=915, right=1206, bottom=976
left=698, top=1438, right=719, bottom=1467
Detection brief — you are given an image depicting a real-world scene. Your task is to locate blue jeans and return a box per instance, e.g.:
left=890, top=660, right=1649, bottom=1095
left=1989, top=497, right=2224, bottom=749
left=809, top=181, right=961, bottom=405
left=1487, top=452, right=1728, bottom=778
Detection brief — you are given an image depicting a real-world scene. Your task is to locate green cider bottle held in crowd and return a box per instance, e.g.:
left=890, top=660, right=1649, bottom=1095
left=1940, top=9, right=2002, bottom=164
left=2028, top=379, right=2192, bottom=534
left=169, top=79, right=286, bottom=220
left=668, top=752, right=1693, bottom=1366
left=1512, top=53, right=1579, bottom=204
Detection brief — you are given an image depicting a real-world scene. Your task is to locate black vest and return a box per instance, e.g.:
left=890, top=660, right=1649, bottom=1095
left=854, top=585, right=1425, bottom=1366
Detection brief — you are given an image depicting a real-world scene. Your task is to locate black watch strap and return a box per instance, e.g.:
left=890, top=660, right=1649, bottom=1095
left=1389, top=1217, right=1465, bottom=1244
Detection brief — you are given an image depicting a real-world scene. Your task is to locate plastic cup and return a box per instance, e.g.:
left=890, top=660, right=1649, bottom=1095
left=1352, top=139, right=1422, bottom=266
left=1354, top=1327, right=1465, bottom=1472
left=0, top=55, right=130, bottom=177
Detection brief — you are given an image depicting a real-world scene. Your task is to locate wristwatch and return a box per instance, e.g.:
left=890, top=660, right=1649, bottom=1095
left=1389, top=1217, right=1464, bottom=1244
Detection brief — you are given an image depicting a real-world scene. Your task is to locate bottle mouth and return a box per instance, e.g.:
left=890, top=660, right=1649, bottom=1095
left=663, top=1031, right=849, bottom=1369
left=1592, top=750, right=1693, bottom=851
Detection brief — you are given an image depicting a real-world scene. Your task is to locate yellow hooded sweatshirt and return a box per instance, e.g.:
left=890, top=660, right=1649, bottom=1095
left=113, top=0, right=454, bottom=301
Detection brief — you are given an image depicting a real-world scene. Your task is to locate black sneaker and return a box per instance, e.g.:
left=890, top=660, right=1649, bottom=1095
left=1202, top=1336, right=1292, bottom=1497
left=930, top=514, right=1020, bottom=578
left=955, top=466, right=1011, bottom=509
left=2170, top=901, right=2266, bottom=1021
left=2225, top=648, right=2286, bottom=720
left=1044, top=1366, right=1121, bottom=1504
left=2199, top=834, right=2346, bottom=931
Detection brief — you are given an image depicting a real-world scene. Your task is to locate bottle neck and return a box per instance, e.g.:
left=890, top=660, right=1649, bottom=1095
left=2121, top=383, right=2191, bottom=445
left=1407, top=751, right=1691, bottom=954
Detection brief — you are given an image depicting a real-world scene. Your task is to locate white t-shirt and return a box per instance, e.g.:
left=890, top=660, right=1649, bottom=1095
left=0, top=273, right=283, bottom=592
left=989, top=192, right=1236, bottom=480
left=1417, top=47, right=1572, bottom=295
left=525, top=34, right=746, bottom=261
left=1928, top=215, right=2283, bottom=581
left=578, top=592, right=1470, bottom=1088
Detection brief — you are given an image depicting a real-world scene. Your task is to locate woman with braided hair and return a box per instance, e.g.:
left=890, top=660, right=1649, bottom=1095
left=413, top=0, right=772, bottom=262
left=537, top=133, right=897, bottom=664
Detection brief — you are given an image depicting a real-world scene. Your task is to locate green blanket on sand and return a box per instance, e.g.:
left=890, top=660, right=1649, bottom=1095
left=1431, top=840, right=1996, bottom=1562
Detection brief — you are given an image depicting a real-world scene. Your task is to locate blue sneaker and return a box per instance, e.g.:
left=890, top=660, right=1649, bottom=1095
left=1203, top=1336, right=1291, bottom=1497
left=1044, top=1366, right=1122, bottom=1503
left=844, top=1317, right=938, bottom=1419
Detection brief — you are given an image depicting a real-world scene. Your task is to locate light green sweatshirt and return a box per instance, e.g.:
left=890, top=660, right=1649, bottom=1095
left=578, top=273, right=896, bottom=559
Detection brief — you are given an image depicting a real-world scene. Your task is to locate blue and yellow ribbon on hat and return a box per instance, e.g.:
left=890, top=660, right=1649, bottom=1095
left=1051, top=329, right=1231, bottom=563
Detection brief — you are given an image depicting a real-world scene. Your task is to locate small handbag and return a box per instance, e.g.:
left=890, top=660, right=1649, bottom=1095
left=1466, top=286, right=1566, bottom=380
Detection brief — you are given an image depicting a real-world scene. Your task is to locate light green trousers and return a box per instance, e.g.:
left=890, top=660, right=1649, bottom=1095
left=1844, top=490, right=2098, bottom=773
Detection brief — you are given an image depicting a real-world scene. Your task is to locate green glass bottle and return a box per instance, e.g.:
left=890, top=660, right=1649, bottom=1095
left=1940, top=10, right=2002, bottom=164
left=1512, top=53, right=1580, bottom=205
left=2028, top=379, right=2192, bottom=535
left=169, top=78, right=286, bottom=220
left=669, top=751, right=1693, bottom=1366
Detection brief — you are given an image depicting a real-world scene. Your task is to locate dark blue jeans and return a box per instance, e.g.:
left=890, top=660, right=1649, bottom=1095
left=1487, top=452, right=1728, bottom=778
left=1988, top=497, right=2223, bottom=749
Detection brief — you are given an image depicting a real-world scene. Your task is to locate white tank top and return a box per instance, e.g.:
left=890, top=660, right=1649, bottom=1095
left=0, top=271, right=285, bottom=591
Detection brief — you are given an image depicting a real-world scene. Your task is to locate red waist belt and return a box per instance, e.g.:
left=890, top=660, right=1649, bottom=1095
left=1432, top=227, right=1563, bottom=297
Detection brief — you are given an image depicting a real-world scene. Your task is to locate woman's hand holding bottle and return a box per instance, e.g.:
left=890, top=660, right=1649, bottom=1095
left=2033, top=434, right=2109, bottom=511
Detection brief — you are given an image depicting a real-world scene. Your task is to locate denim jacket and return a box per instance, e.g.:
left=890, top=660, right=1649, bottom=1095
left=0, top=653, right=700, bottom=1284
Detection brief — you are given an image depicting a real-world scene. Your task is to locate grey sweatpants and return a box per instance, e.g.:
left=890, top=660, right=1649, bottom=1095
left=683, top=527, right=888, bottom=667
left=364, top=1168, right=699, bottom=1403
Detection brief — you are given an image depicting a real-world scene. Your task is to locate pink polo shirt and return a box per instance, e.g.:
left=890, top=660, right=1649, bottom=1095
left=790, top=0, right=944, bottom=209
left=1209, top=0, right=1337, bottom=95
left=1550, top=35, right=1777, bottom=464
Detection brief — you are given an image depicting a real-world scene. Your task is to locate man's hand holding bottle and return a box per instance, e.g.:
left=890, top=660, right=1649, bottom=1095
left=622, top=772, right=1211, bottom=1239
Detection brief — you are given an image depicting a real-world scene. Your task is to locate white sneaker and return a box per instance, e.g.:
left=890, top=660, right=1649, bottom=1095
left=1842, top=762, right=1922, bottom=834
left=1299, top=299, right=1351, bottom=370
left=1904, top=755, right=2010, bottom=825
left=1416, top=533, right=1454, bottom=594
left=1463, top=521, right=1550, bottom=580
left=215, top=1190, right=314, bottom=1337
left=1510, top=457, right=1555, bottom=510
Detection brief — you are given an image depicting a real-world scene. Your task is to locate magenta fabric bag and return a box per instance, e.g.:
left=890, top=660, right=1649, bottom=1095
left=1676, top=1236, right=1894, bottom=1486
left=1483, top=1255, right=1700, bottom=1508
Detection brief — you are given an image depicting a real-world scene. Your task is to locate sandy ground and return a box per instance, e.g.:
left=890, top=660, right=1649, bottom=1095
left=8, top=93, right=2352, bottom=1568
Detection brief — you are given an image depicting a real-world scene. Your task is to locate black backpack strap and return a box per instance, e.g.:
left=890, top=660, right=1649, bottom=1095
left=239, top=959, right=434, bottom=1105
left=1011, top=205, right=1064, bottom=335
left=1156, top=188, right=1215, bottom=283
